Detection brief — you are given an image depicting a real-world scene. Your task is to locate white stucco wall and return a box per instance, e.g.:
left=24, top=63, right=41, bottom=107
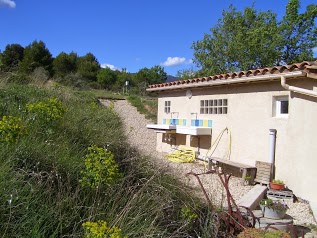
left=154, top=77, right=317, bottom=213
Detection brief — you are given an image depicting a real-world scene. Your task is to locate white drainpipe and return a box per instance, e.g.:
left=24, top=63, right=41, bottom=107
left=281, top=75, right=317, bottom=97
left=269, top=129, right=277, bottom=180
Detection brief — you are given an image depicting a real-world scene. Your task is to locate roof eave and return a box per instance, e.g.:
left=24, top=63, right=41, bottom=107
left=146, top=71, right=306, bottom=92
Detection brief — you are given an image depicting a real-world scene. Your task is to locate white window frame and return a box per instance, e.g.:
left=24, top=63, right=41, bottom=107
left=164, top=101, right=171, bottom=114
left=200, top=99, right=228, bottom=115
left=273, top=96, right=289, bottom=118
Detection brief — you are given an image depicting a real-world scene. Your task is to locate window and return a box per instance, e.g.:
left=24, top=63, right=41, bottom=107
left=164, top=101, right=171, bottom=113
left=200, top=99, right=228, bottom=114
left=273, top=96, right=289, bottom=117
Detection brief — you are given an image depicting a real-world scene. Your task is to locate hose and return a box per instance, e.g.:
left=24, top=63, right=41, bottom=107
left=205, top=127, right=231, bottom=159
left=201, top=128, right=232, bottom=170
left=165, top=127, right=232, bottom=164
left=166, top=147, right=196, bottom=163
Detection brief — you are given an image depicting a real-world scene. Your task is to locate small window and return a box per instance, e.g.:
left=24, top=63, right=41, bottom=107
left=200, top=99, right=228, bottom=115
left=273, top=96, right=289, bottom=117
left=164, top=101, right=171, bottom=114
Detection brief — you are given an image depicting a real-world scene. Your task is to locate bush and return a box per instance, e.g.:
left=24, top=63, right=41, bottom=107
left=82, top=220, right=126, bottom=238
left=26, top=97, right=66, bottom=123
left=80, top=145, right=121, bottom=189
left=7, top=72, right=31, bottom=84
left=0, top=115, right=26, bottom=143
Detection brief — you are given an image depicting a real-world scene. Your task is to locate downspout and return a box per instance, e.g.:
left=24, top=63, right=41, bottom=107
left=269, top=129, right=277, bottom=180
left=281, top=75, right=317, bottom=97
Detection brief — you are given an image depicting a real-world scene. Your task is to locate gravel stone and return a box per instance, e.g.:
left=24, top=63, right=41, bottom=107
left=101, top=99, right=316, bottom=230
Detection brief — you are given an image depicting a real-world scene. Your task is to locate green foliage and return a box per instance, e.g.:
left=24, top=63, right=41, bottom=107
left=82, top=220, right=126, bottom=238
left=148, top=65, right=167, bottom=84
left=260, top=199, right=289, bottom=212
left=77, top=53, right=100, bottom=81
left=114, top=68, right=132, bottom=92
left=237, top=228, right=291, bottom=238
left=0, top=83, right=125, bottom=237
left=26, top=97, right=66, bottom=123
left=132, top=66, right=167, bottom=94
left=193, top=5, right=281, bottom=75
left=192, top=0, right=317, bottom=75
left=19, top=40, right=53, bottom=76
left=30, top=67, right=50, bottom=85
left=97, top=67, right=118, bottom=89
left=180, top=206, right=198, bottom=222
left=89, top=90, right=126, bottom=100
left=0, top=79, right=216, bottom=237
left=176, top=67, right=197, bottom=80
left=4, top=71, right=31, bottom=85
left=0, top=52, right=3, bottom=69
left=0, top=116, right=26, bottom=143
left=272, top=179, right=284, bottom=184
left=80, top=145, right=120, bottom=188
left=53, top=51, right=78, bottom=77
left=280, top=0, right=317, bottom=64
left=1, top=43, right=24, bottom=72
left=55, top=72, right=89, bottom=89
left=127, top=95, right=157, bottom=122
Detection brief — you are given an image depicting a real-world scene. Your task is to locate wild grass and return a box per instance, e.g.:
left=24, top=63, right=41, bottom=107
left=0, top=79, right=216, bottom=237
left=89, top=89, right=126, bottom=100
left=127, top=95, right=157, bottom=123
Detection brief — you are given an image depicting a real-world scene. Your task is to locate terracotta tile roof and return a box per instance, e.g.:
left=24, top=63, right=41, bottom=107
left=147, top=61, right=317, bottom=91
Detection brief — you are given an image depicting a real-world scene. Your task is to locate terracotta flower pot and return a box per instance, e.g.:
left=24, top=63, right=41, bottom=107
left=270, top=182, right=285, bottom=190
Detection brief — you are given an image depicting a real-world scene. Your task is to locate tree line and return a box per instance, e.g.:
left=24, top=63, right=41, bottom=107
left=1, top=0, right=316, bottom=85
left=0, top=41, right=167, bottom=94
left=177, top=0, right=317, bottom=79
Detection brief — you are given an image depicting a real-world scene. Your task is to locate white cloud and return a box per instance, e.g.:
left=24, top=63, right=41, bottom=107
left=0, top=0, right=16, bottom=8
left=160, top=57, right=193, bottom=67
left=101, top=63, right=121, bottom=71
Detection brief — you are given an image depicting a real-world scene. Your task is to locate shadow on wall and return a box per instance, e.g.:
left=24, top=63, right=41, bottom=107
left=190, top=135, right=211, bottom=150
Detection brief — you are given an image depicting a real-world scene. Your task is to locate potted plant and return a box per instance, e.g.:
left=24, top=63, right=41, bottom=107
left=270, top=179, right=285, bottom=190
left=260, top=199, right=289, bottom=219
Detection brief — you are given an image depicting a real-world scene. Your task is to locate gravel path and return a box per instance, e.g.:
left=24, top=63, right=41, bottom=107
left=100, top=99, right=316, bottom=229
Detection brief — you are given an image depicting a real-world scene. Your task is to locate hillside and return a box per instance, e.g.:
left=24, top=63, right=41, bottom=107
left=166, top=75, right=179, bottom=82
left=0, top=78, right=211, bottom=237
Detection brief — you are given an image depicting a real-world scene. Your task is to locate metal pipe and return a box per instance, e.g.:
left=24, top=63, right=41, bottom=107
left=281, top=75, right=317, bottom=97
left=196, top=136, right=200, bottom=155
left=170, top=112, right=179, bottom=118
left=190, top=112, right=198, bottom=120
left=269, top=129, right=277, bottom=180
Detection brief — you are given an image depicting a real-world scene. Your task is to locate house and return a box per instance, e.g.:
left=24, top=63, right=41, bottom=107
left=146, top=61, right=317, bottom=218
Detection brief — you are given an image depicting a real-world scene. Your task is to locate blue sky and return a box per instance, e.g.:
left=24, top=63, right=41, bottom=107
left=1, top=0, right=316, bottom=76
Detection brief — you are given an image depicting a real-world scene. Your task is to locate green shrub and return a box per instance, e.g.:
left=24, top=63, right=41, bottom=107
left=7, top=72, right=31, bottom=84
left=26, top=97, right=66, bottom=123
left=80, top=145, right=121, bottom=189
left=181, top=205, right=198, bottom=222
left=0, top=115, right=26, bottom=143
left=82, top=220, right=126, bottom=238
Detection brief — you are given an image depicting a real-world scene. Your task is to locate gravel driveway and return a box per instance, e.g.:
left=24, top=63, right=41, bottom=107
left=100, top=99, right=316, bottom=228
